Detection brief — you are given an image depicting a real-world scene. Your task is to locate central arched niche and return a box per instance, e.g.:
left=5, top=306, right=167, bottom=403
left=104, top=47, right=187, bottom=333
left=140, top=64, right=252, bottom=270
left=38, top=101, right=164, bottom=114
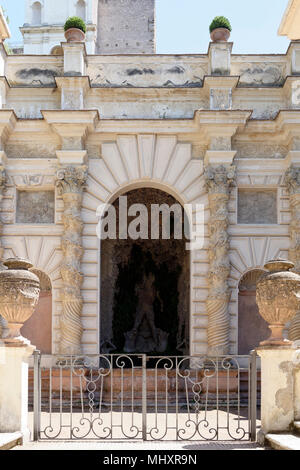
left=100, top=187, right=190, bottom=356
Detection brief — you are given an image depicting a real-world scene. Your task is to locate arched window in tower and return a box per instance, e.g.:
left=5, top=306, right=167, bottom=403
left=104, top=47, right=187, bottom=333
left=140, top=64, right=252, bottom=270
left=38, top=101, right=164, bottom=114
left=76, top=0, right=86, bottom=22
left=32, top=1, right=42, bottom=25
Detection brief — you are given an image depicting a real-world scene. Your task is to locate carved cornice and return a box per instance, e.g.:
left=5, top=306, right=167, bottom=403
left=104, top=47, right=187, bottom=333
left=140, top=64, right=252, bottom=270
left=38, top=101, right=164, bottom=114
left=56, top=166, right=88, bottom=195
left=205, top=164, right=236, bottom=195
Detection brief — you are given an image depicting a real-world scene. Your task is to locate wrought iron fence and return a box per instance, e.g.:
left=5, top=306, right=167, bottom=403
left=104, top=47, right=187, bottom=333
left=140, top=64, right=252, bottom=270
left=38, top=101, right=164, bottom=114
left=32, top=352, right=258, bottom=441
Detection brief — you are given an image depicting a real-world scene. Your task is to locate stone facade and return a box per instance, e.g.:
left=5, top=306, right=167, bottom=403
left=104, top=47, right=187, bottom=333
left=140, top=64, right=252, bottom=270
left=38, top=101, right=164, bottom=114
left=0, top=4, right=299, bottom=357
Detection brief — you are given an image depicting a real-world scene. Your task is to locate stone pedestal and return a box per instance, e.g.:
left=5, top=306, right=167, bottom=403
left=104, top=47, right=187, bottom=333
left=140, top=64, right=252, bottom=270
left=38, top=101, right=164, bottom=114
left=257, top=346, right=296, bottom=438
left=208, top=42, right=232, bottom=76
left=0, top=344, right=35, bottom=439
left=62, top=42, right=86, bottom=77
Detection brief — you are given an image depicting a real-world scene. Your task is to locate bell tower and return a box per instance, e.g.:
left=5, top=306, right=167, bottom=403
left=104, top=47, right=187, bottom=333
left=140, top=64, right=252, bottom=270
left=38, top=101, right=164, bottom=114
left=21, top=0, right=98, bottom=54
left=96, top=0, right=156, bottom=54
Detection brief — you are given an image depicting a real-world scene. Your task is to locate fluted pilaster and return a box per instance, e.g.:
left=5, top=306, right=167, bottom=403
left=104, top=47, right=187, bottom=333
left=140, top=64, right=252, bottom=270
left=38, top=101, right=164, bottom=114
left=205, top=164, right=235, bottom=356
left=284, top=166, right=300, bottom=341
left=56, top=165, right=87, bottom=355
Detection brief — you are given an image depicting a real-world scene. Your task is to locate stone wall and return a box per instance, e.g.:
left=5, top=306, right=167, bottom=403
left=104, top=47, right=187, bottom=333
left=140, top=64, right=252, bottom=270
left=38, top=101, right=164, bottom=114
left=96, top=0, right=155, bottom=54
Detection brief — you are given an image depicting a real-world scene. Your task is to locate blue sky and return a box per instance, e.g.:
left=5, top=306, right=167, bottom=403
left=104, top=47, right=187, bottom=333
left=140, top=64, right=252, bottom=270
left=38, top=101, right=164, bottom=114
left=2, top=0, right=290, bottom=54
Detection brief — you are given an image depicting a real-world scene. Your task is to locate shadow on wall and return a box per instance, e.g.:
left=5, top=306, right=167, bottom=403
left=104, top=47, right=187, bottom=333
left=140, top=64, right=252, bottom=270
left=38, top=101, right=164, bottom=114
left=21, top=268, right=52, bottom=354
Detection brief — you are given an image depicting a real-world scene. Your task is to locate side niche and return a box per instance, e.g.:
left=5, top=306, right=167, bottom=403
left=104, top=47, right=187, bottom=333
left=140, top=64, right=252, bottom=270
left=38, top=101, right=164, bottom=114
left=16, top=190, right=55, bottom=224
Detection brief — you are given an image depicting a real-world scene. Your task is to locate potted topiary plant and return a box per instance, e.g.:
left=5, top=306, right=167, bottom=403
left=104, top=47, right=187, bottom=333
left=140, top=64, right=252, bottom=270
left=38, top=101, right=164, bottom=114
left=64, top=16, right=86, bottom=42
left=209, top=16, right=232, bottom=42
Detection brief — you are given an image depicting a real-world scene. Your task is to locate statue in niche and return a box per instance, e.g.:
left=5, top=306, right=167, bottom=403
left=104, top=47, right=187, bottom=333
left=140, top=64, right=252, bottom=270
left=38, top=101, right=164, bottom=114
left=124, top=273, right=169, bottom=353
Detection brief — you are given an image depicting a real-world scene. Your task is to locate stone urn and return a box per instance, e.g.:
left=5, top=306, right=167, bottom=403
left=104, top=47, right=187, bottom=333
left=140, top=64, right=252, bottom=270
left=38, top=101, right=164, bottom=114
left=64, top=28, right=85, bottom=43
left=210, top=28, right=231, bottom=42
left=0, top=258, right=40, bottom=346
left=256, top=259, right=300, bottom=346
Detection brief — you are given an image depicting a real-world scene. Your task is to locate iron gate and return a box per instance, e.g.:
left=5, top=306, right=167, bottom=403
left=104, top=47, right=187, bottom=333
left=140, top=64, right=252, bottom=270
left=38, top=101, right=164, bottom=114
left=32, top=351, right=258, bottom=441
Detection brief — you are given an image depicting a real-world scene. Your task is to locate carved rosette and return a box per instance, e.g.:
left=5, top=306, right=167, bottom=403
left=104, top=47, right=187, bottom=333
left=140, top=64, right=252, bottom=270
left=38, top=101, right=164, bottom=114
left=0, top=167, right=6, bottom=338
left=284, top=166, right=300, bottom=342
left=56, top=166, right=87, bottom=355
left=205, top=165, right=235, bottom=356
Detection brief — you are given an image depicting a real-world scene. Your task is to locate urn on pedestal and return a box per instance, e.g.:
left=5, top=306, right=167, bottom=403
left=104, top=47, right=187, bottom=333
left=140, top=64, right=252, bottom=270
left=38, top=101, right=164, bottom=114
left=0, top=258, right=40, bottom=346
left=256, top=259, right=300, bottom=346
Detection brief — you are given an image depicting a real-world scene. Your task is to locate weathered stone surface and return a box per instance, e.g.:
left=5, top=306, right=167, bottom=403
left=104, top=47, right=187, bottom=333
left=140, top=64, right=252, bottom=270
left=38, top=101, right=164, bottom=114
left=238, top=269, right=269, bottom=354
left=235, top=64, right=285, bottom=87
left=205, top=165, right=235, bottom=356
left=16, top=190, right=55, bottom=224
left=56, top=166, right=87, bottom=355
left=257, top=347, right=296, bottom=436
left=237, top=189, right=277, bottom=224
left=100, top=188, right=190, bottom=355
left=88, top=57, right=206, bottom=89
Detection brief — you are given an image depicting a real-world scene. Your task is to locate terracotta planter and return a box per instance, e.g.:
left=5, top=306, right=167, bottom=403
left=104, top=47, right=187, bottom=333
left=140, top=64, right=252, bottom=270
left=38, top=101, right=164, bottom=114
left=210, top=27, right=231, bottom=42
left=256, top=259, right=300, bottom=346
left=64, top=27, right=85, bottom=43
left=0, top=258, right=40, bottom=346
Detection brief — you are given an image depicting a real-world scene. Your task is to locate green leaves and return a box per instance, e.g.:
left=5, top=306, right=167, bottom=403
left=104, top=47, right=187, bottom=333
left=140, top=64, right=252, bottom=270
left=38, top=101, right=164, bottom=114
left=209, top=16, right=232, bottom=33
left=64, top=16, right=87, bottom=33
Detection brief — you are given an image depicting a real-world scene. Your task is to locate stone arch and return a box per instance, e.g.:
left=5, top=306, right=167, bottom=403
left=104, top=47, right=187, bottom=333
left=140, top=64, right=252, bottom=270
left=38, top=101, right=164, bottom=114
left=238, top=269, right=269, bottom=354
left=21, top=269, right=52, bottom=354
left=76, top=0, right=86, bottom=21
left=32, top=1, right=42, bottom=25
left=83, top=134, right=206, bottom=355
left=100, top=186, right=190, bottom=356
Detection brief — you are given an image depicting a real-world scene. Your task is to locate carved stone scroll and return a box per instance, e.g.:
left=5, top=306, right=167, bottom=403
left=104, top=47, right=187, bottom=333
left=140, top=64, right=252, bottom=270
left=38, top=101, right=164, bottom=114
left=284, top=166, right=300, bottom=342
left=56, top=166, right=87, bottom=355
left=205, top=164, right=235, bottom=355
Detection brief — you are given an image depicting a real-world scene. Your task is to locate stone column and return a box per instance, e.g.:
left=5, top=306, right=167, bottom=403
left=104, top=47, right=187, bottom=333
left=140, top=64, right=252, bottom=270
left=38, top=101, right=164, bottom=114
left=284, top=166, right=300, bottom=342
left=205, top=164, right=235, bottom=356
left=0, top=166, right=5, bottom=337
left=56, top=166, right=87, bottom=355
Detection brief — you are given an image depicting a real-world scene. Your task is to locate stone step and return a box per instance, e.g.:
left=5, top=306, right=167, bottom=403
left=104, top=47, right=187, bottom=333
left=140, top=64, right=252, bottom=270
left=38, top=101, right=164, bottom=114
left=0, top=432, right=23, bottom=450
left=266, top=433, right=300, bottom=450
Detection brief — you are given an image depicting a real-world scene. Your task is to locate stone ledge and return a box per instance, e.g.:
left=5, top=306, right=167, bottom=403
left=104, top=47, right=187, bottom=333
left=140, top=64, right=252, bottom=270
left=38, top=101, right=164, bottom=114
left=0, top=432, right=23, bottom=450
left=266, top=433, right=300, bottom=450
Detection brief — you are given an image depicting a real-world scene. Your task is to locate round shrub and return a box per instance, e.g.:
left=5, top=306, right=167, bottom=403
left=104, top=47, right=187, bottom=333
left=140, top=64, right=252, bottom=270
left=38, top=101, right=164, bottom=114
left=64, top=16, right=86, bottom=33
left=209, top=16, right=232, bottom=33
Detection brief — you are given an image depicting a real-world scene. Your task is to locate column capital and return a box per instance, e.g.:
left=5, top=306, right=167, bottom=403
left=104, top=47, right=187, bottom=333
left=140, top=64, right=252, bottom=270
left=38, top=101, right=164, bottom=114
left=204, top=164, right=236, bottom=195
left=56, top=165, right=88, bottom=195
